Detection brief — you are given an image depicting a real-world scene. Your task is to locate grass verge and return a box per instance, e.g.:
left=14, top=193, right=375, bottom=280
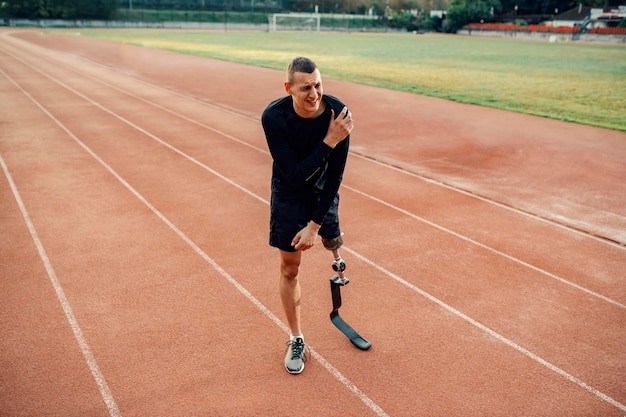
left=78, top=30, right=626, bottom=132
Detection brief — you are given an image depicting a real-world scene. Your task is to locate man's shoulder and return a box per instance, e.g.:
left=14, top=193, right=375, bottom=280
left=264, top=96, right=291, bottom=115
left=262, top=96, right=293, bottom=129
left=323, top=94, right=347, bottom=111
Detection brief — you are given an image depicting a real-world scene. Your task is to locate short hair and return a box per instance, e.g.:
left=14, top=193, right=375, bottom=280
left=287, top=57, right=317, bottom=85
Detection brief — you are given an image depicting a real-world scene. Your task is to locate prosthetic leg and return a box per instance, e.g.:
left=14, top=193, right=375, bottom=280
left=329, top=249, right=371, bottom=350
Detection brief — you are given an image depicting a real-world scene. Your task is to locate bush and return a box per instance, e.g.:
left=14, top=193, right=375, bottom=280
left=4, top=0, right=117, bottom=19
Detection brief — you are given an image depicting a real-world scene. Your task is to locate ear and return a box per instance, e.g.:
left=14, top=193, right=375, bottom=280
left=284, top=81, right=292, bottom=95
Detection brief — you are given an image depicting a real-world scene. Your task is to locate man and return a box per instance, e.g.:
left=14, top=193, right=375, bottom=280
left=261, top=57, right=354, bottom=374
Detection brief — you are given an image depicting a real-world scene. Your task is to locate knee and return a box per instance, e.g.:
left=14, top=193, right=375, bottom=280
left=280, top=258, right=300, bottom=281
left=322, top=234, right=343, bottom=251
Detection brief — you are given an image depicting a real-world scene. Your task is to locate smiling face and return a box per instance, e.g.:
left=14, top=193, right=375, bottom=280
left=285, top=69, right=325, bottom=119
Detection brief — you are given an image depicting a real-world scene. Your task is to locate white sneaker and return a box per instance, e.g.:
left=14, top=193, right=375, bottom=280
left=284, top=337, right=309, bottom=374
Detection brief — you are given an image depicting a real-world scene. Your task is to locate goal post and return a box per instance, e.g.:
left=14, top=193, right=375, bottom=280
left=269, top=13, right=321, bottom=32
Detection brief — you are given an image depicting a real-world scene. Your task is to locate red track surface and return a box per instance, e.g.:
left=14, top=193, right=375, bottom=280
left=1, top=29, right=625, bottom=417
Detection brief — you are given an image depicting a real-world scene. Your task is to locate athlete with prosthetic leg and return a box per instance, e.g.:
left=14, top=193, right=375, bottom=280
left=262, top=57, right=355, bottom=374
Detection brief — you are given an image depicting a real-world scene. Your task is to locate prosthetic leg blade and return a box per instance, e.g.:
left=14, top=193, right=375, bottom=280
left=330, top=278, right=371, bottom=351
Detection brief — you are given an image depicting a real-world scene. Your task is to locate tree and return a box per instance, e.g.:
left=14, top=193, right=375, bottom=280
left=444, top=0, right=500, bottom=32
left=4, top=0, right=117, bottom=19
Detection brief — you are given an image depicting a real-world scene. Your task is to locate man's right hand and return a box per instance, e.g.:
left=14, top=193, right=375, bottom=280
left=324, top=106, right=354, bottom=149
left=291, top=221, right=321, bottom=251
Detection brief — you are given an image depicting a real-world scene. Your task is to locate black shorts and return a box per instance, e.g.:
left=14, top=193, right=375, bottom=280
left=269, top=193, right=341, bottom=252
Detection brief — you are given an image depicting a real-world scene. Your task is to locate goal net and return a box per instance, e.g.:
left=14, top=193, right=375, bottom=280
left=269, top=13, right=321, bottom=32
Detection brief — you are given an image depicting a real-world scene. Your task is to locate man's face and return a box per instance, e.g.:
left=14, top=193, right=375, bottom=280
left=285, top=69, right=324, bottom=118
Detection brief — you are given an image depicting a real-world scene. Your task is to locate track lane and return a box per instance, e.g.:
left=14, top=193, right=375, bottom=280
left=343, top=159, right=625, bottom=305
left=2, top=28, right=620, bottom=412
left=0, top=72, right=117, bottom=416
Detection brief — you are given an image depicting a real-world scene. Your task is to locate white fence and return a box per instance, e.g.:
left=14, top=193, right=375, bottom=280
left=3, top=19, right=267, bottom=30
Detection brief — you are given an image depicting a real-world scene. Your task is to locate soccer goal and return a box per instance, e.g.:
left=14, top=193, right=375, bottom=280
left=269, top=13, right=321, bottom=32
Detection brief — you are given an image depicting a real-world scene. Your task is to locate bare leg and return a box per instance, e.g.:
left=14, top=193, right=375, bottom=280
left=279, top=250, right=303, bottom=336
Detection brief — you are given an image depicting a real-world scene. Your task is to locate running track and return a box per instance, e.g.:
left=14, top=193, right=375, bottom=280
left=1, top=29, right=625, bottom=417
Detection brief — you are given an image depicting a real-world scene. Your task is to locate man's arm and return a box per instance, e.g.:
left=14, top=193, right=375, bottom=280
left=310, top=106, right=352, bottom=225
left=292, top=135, right=349, bottom=251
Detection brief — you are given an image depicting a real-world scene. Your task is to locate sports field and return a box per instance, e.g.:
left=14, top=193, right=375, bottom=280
left=1, top=29, right=625, bottom=416
left=79, top=30, right=626, bottom=132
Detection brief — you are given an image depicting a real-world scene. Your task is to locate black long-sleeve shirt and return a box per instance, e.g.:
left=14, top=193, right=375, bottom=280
left=262, top=94, right=350, bottom=225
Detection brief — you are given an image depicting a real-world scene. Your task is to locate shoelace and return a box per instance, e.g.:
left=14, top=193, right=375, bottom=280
left=286, top=340, right=310, bottom=362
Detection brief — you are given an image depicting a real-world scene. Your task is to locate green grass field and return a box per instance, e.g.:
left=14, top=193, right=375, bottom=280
left=79, top=30, right=626, bottom=132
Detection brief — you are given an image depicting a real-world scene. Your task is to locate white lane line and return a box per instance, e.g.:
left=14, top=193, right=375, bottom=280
left=4, top=52, right=625, bottom=414
left=0, top=154, right=122, bottom=417
left=1, top=67, right=390, bottom=417
left=344, top=185, right=626, bottom=310
left=343, top=245, right=626, bottom=414
left=349, top=152, right=626, bottom=250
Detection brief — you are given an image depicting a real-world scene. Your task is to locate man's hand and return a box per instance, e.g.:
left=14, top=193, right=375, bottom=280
left=324, top=106, right=354, bottom=149
left=292, top=221, right=321, bottom=251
